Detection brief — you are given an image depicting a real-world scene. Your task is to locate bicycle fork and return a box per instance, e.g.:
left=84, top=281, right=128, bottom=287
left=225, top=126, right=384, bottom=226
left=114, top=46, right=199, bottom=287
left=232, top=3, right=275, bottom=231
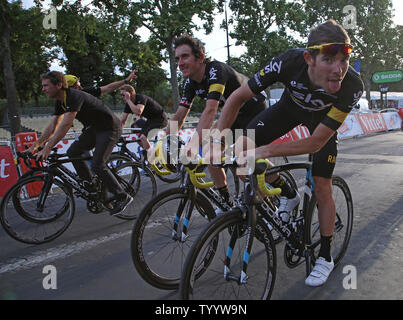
left=172, top=188, right=197, bottom=242
left=36, top=175, right=54, bottom=212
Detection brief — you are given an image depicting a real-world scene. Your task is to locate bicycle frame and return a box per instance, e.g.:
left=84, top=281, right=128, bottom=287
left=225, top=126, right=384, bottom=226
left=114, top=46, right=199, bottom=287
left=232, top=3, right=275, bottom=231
left=171, top=165, right=236, bottom=242
left=224, top=160, right=323, bottom=283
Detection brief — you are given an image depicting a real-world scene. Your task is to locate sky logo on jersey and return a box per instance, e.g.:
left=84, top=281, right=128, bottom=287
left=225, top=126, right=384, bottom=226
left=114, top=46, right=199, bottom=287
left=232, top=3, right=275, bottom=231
left=209, top=67, right=218, bottom=81
left=347, top=90, right=363, bottom=109
left=264, top=60, right=283, bottom=75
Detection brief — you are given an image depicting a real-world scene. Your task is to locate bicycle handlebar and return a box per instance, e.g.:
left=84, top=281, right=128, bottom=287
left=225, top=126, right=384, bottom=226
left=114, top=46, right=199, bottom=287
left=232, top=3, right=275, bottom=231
left=184, top=156, right=282, bottom=196
left=184, top=158, right=214, bottom=189
left=255, top=159, right=282, bottom=197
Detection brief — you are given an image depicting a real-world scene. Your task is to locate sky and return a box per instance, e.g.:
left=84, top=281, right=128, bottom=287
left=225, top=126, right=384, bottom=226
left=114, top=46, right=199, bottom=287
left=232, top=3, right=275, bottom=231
left=20, top=0, right=403, bottom=72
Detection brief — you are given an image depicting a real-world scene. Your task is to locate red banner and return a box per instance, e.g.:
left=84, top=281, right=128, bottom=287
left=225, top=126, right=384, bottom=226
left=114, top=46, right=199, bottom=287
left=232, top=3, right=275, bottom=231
left=0, top=146, right=18, bottom=197
left=15, top=132, right=42, bottom=197
left=356, top=114, right=387, bottom=134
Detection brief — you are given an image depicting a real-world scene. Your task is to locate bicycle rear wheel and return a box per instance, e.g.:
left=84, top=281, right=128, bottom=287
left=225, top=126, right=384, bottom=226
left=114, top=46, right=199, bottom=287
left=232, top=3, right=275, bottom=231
left=131, top=187, right=216, bottom=290
left=0, top=174, right=75, bottom=244
left=180, top=210, right=277, bottom=300
left=111, top=161, right=157, bottom=220
left=305, top=175, right=353, bottom=266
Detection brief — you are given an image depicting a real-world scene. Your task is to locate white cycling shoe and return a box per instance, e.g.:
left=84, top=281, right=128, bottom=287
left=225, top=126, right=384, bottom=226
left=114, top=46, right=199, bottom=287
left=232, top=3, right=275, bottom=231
left=276, top=193, right=300, bottom=220
left=305, top=257, right=334, bottom=287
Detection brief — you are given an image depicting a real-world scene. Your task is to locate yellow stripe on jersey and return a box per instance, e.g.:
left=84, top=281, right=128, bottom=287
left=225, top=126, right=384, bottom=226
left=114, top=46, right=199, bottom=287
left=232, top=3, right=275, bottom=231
left=327, top=106, right=348, bottom=123
left=208, top=83, right=225, bottom=95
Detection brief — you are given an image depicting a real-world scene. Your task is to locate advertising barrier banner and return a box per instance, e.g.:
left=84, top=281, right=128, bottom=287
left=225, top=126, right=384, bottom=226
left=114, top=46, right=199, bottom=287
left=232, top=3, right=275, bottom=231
left=0, top=145, right=18, bottom=197
left=356, top=113, right=387, bottom=134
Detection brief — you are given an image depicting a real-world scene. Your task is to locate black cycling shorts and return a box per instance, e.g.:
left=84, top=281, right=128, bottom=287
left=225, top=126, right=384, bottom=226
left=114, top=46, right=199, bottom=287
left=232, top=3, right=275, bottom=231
left=245, top=92, right=338, bottom=179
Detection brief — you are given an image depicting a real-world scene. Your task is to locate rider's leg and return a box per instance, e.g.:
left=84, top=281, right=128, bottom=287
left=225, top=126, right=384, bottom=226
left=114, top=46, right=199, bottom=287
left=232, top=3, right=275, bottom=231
left=66, top=127, right=95, bottom=182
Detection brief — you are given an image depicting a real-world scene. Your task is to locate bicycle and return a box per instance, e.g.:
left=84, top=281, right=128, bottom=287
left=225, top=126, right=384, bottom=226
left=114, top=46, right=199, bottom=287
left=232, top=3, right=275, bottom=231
left=0, top=149, right=151, bottom=244
left=115, top=129, right=183, bottom=183
left=130, top=151, right=296, bottom=290
left=180, top=155, right=353, bottom=300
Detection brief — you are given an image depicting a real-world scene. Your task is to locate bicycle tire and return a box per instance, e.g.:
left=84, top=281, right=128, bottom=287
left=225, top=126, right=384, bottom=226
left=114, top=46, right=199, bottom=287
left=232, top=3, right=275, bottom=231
left=180, top=209, right=277, bottom=300
left=0, top=174, right=75, bottom=244
left=304, top=175, right=353, bottom=267
left=131, top=186, right=216, bottom=290
left=155, top=164, right=184, bottom=183
left=111, top=161, right=157, bottom=220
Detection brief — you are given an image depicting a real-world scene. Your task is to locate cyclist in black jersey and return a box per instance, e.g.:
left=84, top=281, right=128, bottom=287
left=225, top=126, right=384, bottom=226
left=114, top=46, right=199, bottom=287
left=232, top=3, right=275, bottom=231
left=120, top=84, right=168, bottom=149
left=215, top=20, right=364, bottom=287
left=25, top=71, right=133, bottom=215
left=165, top=35, right=267, bottom=203
left=65, top=70, right=137, bottom=98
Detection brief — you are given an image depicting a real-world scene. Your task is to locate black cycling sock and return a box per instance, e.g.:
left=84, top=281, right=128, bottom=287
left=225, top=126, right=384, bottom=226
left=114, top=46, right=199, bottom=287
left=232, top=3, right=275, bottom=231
left=318, top=235, right=333, bottom=262
left=217, top=185, right=231, bottom=204
left=271, top=176, right=296, bottom=198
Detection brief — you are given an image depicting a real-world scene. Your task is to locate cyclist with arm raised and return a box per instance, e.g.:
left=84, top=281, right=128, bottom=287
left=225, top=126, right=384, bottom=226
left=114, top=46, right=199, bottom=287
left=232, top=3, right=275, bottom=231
left=64, top=69, right=137, bottom=98
left=119, top=84, right=168, bottom=149
left=215, top=20, right=364, bottom=286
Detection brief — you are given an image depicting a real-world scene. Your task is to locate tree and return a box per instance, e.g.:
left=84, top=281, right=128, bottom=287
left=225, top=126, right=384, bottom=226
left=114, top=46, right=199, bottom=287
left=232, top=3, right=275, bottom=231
left=125, top=0, right=218, bottom=111
left=51, top=1, right=168, bottom=106
left=0, top=0, right=22, bottom=135
left=227, top=0, right=307, bottom=75
left=303, top=0, right=403, bottom=104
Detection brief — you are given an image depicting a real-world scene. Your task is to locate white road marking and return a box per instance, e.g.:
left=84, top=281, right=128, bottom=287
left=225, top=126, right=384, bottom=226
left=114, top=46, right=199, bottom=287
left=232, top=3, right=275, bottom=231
left=0, top=230, right=132, bottom=275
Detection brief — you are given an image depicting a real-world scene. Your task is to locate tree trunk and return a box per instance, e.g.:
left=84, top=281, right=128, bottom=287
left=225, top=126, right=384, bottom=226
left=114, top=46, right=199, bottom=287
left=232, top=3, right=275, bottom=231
left=166, top=34, right=179, bottom=112
left=362, top=70, right=373, bottom=108
left=1, top=5, right=21, bottom=136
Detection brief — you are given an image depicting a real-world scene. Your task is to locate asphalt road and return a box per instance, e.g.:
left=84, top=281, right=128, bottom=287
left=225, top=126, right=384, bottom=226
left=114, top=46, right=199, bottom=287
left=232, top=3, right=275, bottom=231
left=1, top=130, right=403, bottom=301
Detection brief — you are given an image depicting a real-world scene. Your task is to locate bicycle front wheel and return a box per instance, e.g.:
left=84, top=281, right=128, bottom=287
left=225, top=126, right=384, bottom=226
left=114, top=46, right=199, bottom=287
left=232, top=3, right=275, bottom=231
left=0, top=174, right=75, bottom=244
left=131, top=187, right=216, bottom=290
left=305, top=175, right=353, bottom=266
left=180, top=210, right=277, bottom=300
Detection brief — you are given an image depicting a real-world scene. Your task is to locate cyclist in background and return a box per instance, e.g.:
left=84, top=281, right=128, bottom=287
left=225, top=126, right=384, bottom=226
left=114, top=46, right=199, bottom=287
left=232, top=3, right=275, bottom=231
left=119, top=84, right=168, bottom=149
left=64, top=69, right=137, bottom=98
left=215, top=20, right=364, bottom=287
left=25, top=71, right=133, bottom=215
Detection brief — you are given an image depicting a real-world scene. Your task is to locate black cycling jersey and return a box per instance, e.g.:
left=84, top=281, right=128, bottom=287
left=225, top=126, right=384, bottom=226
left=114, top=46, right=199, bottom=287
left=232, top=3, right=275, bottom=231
left=179, top=60, right=267, bottom=112
left=248, top=48, right=364, bottom=131
left=124, top=93, right=167, bottom=121
left=82, top=86, right=101, bottom=98
left=54, top=88, right=118, bottom=130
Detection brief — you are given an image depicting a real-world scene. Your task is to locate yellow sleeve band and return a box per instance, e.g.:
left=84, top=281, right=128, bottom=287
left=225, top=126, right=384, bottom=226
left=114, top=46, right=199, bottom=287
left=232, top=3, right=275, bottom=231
left=208, top=83, right=225, bottom=95
left=327, top=106, right=348, bottom=124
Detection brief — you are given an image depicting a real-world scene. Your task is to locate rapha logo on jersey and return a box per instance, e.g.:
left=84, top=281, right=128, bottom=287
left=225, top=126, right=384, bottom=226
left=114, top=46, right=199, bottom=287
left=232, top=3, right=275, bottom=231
left=290, top=81, right=308, bottom=90
left=264, top=59, right=283, bottom=75
left=257, top=121, right=265, bottom=126
left=209, top=68, right=218, bottom=81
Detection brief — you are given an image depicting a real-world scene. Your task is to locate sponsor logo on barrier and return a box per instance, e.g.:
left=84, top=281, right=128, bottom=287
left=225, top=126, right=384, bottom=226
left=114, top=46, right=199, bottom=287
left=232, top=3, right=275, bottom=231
left=0, top=146, right=18, bottom=197
left=356, top=114, right=387, bottom=134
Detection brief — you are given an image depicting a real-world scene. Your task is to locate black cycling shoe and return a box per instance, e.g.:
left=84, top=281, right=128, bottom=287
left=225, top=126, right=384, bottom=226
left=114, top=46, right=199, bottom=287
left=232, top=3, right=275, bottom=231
left=108, top=193, right=133, bottom=216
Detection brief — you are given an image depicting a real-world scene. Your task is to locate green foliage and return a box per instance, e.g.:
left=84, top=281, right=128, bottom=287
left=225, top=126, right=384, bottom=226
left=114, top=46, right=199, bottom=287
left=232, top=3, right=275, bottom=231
left=227, top=0, right=306, bottom=73
left=303, top=0, right=403, bottom=93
